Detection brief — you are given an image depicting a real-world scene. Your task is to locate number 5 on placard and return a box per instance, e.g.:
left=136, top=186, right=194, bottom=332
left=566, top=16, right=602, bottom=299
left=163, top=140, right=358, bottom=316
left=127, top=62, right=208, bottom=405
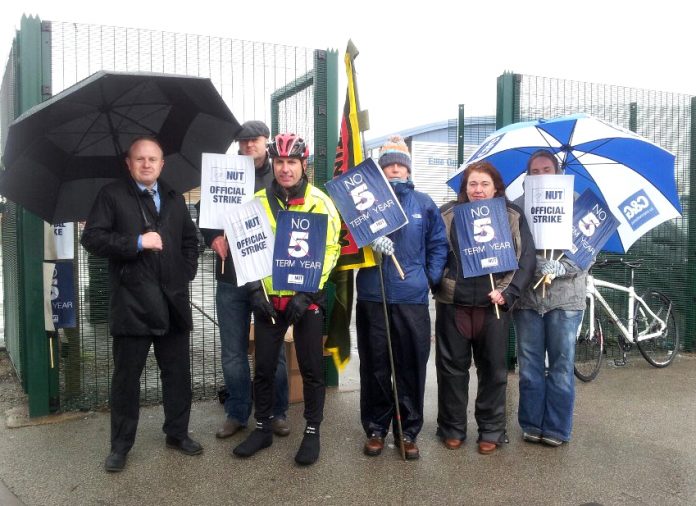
left=350, top=183, right=375, bottom=211
left=288, top=231, right=309, bottom=258
left=473, top=217, right=495, bottom=243
left=578, top=212, right=600, bottom=237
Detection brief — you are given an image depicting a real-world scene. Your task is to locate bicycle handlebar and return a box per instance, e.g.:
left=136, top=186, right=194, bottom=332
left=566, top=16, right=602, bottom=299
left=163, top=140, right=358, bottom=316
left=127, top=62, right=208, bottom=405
left=592, top=258, right=643, bottom=270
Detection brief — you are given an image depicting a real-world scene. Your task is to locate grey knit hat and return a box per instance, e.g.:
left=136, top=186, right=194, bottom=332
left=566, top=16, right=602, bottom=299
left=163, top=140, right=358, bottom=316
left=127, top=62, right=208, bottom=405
left=235, top=120, right=270, bottom=140
left=378, top=135, right=411, bottom=172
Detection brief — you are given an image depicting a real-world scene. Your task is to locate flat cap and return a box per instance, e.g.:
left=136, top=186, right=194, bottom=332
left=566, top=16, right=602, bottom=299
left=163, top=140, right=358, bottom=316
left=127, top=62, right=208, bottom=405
left=235, top=120, right=270, bottom=140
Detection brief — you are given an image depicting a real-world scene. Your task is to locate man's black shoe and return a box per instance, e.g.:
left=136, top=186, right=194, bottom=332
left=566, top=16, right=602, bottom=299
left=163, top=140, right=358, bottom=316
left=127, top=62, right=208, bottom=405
left=104, top=452, right=127, bottom=472
left=165, top=436, right=203, bottom=456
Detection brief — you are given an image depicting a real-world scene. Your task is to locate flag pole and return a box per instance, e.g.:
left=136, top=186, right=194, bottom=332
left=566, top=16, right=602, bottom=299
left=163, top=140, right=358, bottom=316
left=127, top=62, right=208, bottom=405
left=324, top=38, right=370, bottom=371
left=377, top=253, right=406, bottom=461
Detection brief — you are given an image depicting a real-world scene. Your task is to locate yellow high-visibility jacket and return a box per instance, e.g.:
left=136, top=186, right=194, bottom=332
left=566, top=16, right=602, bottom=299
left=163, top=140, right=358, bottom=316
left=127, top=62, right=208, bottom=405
left=256, top=181, right=341, bottom=296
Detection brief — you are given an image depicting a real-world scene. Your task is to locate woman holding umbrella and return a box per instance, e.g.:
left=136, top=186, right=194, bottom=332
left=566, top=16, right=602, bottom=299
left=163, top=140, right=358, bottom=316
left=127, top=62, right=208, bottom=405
left=434, top=161, right=535, bottom=455
left=512, top=149, right=588, bottom=447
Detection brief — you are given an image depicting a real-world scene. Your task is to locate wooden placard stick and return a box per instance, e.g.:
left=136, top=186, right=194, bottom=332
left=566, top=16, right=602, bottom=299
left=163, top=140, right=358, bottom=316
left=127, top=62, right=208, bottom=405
left=391, top=255, right=405, bottom=280
left=489, top=274, right=500, bottom=319
left=221, top=232, right=226, bottom=275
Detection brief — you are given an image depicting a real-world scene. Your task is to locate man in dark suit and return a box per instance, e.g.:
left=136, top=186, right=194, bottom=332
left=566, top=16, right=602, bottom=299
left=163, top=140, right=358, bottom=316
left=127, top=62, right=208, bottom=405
left=81, top=136, right=201, bottom=472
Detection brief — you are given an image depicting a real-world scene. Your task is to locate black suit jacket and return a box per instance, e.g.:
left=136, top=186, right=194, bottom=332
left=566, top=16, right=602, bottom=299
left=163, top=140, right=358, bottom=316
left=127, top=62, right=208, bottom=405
left=81, top=178, right=199, bottom=336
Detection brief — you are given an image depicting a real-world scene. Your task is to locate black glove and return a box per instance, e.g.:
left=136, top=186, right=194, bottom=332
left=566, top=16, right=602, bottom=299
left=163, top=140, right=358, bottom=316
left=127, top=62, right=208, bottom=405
left=248, top=282, right=277, bottom=322
left=310, top=289, right=326, bottom=311
left=284, top=292, right=314, bottom=325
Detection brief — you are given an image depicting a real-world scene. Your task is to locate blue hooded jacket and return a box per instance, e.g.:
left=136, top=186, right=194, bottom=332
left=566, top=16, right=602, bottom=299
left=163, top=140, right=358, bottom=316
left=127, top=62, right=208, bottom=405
left=356, top=181, right=448, bottom=304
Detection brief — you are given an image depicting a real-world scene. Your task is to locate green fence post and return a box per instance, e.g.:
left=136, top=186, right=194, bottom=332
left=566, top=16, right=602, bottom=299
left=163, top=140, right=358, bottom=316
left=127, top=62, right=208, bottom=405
left=313, top=48, right=339, bottom=386
left=325, top=50, right=338, bottom=184
left=686, top=98, right=696, bottom=351
left=325, top=49, right=339, bottom=385
left=496, top=71, right=519, bottom=129
left=16, top=15, right=54, bottom=416
left=496, top=72, right=520, bottom=370
left=457, top=104, right=465, bottom=167
left=629, top=102, right=638, bottom=133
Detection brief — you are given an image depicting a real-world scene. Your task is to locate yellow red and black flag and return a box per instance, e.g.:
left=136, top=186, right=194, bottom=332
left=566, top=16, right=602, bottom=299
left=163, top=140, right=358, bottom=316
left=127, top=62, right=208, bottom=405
left=325, top=40, right=374, bottom=371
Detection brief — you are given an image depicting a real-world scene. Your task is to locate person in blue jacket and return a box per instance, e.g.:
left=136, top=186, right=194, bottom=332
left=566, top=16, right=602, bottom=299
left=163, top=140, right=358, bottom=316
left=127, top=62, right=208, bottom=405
left=356, top=135, right=448, bottom=460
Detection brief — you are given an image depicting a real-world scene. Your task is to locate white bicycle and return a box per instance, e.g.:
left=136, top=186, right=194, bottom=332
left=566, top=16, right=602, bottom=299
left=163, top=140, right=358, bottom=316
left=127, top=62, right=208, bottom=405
left=573, top=258, right=679, bottom=382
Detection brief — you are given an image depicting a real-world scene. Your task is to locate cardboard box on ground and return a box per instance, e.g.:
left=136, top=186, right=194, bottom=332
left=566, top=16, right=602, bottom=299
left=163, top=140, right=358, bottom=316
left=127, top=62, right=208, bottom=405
left=249, top=324, right=330, bottom=404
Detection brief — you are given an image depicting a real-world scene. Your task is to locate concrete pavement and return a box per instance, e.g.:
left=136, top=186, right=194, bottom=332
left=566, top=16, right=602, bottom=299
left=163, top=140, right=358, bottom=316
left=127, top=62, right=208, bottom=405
left=0, top=350, right=694, bottom=505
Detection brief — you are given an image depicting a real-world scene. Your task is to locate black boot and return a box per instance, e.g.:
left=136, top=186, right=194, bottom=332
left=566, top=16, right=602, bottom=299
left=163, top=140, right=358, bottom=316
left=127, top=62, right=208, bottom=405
left=232, top=420, right=272, bottom=458
left=295, top=425, right=320, bottom=466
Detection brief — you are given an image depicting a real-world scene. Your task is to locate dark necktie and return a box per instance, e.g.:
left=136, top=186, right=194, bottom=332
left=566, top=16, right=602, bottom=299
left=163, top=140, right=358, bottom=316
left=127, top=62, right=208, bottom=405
left=143, top=188, right=159, bottom=214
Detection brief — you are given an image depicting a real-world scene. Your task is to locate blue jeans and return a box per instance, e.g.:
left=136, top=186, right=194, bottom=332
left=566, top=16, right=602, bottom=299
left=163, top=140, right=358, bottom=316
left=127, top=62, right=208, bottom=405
left=217, top=281, right=288, bottom=424
left=514, top=308, right=583, bottom=441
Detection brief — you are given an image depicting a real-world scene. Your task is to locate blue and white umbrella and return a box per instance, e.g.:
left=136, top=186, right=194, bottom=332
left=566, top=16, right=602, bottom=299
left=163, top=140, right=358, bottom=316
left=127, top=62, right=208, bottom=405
left=447, top=113, right=681, bottom=253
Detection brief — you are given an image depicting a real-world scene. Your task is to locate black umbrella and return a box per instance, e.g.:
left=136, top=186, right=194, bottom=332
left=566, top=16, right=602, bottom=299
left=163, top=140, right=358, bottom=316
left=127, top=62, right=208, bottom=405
left=0, top=70, right=241, bottom=224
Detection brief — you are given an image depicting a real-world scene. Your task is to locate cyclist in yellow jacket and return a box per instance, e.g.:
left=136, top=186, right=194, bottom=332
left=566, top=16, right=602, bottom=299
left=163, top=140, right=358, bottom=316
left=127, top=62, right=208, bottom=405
left=233, top=133, right=340, bottom=466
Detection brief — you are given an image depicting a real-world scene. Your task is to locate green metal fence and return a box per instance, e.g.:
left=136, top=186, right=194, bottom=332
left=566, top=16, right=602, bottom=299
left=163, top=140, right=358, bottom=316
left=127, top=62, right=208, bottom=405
left=496, top=72, right=693, bottom=365
left=0, top=17, right=336, bottom=412
left=0, top=16, right=56, bottom=416
left=4, top=22, right=690, bottom=413
left=1, top=40, right=19, bottom=373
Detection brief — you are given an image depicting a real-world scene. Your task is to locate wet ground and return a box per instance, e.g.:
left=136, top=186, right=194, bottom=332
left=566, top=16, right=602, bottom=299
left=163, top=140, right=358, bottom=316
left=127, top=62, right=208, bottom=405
left=0, top=348, right=694, bottom=505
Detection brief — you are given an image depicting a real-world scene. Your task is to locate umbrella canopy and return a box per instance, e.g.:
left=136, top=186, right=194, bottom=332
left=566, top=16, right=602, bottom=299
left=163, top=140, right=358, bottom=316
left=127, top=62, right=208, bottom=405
left=0, top=70, right=241, bottom=224
left=447, top=113, right=681, bottom=252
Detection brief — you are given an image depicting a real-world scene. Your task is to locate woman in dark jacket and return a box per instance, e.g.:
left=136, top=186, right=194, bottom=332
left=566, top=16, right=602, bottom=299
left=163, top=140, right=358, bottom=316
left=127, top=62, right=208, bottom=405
left=356, top=136, right=448, bottom=460
left=434, top=161, right=535, bottom=455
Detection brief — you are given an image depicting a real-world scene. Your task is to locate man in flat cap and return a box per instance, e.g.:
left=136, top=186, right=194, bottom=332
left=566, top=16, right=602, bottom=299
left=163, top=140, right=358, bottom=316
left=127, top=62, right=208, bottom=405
left=199, top=120, right=291, bottom=441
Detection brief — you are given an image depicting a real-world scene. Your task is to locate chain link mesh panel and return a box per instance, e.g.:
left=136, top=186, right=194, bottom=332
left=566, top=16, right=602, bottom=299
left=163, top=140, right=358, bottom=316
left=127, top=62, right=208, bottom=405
left=0, top=43, right=23, bottom=378
left=0, top=43, right=15, bottom=154
left=1, top=202, right=21, bottom=377
left=45, top=21, right=320, bottom=409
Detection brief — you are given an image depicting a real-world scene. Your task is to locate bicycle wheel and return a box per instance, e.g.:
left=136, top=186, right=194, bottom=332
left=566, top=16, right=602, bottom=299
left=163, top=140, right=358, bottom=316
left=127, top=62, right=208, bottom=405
left=574, top=310, right=604, bottom=382
left=635, top=290, right=679, bottom=367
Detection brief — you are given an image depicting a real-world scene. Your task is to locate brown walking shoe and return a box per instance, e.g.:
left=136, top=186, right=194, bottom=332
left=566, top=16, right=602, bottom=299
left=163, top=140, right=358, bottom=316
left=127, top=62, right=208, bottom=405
left=216, top=418, right=245, bottom=439
left=363, top=434, right=385, bottom=456
left=443, top=438, right=463, bottom=450
left=396, top=437, right=420, bottom=460
left=478, top=441, right=497, bottom=455
left=271, top=417, right=290, bottom=437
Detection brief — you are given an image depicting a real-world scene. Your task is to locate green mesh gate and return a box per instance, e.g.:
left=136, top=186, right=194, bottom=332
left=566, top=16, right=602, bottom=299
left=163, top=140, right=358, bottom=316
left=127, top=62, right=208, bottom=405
left=269, top=49, right=338, bottom=384
left=1, top=41, right=20, bottom=375
left=0, top=17, right=336, bottom=412
left=1, top=16, right=56, bottom=416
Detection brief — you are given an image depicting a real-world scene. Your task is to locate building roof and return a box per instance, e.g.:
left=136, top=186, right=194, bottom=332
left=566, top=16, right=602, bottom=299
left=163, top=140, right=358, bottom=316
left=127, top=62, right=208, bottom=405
left=365, top=115, right=495, bottom=150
